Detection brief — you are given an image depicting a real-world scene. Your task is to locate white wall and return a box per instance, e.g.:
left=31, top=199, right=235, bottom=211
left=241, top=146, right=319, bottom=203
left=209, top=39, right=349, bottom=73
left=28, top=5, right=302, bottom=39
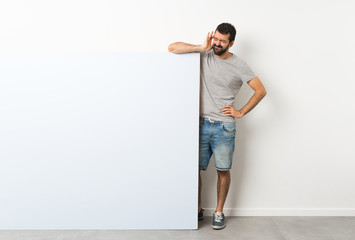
left=1, top=0, right=354, bottom=217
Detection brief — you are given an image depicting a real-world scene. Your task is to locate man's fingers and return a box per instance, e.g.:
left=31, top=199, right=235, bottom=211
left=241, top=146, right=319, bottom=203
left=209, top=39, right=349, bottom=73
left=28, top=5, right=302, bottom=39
left=206, top=32, right=211, bottom=42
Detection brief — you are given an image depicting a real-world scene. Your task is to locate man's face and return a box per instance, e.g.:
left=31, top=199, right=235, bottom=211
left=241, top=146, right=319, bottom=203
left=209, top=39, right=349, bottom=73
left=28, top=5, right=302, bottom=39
left=212, top=31, right=233, bottom=56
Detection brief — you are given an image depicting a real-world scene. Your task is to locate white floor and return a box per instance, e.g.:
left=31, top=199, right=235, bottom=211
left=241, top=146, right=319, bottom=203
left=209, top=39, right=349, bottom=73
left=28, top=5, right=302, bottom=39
left=1, top=216, right=355, bottom=240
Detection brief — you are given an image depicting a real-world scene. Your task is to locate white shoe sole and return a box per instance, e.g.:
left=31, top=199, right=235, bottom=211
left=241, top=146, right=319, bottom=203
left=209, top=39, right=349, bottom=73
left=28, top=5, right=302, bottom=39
left=211, top=224, right=225, bottom=230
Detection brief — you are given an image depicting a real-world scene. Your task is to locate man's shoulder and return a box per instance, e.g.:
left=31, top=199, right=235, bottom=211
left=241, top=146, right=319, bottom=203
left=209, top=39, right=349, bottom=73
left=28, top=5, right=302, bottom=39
left=200, top=50, right=213, bottom=57
left=230, top=52, right=242, bottom=61
left=231, top=54, right=249, bottom=67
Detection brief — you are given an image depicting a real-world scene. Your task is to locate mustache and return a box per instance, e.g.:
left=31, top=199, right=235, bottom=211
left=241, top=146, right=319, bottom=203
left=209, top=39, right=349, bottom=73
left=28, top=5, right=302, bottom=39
left=213, top=44, right=223, bottom=48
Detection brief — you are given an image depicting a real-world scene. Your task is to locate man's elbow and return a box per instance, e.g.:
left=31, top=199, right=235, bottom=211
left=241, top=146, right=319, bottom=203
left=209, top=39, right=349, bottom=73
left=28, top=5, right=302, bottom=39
left=168, top=43, right=175, bottom=53
left=261, top=89, right=267, bottom=97
left=256, top=88, right=267, bottom=99
left=260, top=89, right=267, bottom=99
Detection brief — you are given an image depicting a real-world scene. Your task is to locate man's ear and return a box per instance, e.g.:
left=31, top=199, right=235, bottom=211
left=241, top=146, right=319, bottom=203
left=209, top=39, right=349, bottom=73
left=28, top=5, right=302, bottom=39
left=229, top=40, right=234, bottom=48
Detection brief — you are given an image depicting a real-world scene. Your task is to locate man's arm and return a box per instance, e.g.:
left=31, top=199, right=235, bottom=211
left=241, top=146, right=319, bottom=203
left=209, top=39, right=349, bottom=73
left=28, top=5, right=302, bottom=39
left=221, top=77, right=267, bottom=118
left=168, top=31, right=214, bottom=54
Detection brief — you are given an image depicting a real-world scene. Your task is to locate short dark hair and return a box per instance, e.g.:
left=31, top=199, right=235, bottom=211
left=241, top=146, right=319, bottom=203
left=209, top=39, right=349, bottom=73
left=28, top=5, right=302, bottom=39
left=215, top=23, right=237, bottom=43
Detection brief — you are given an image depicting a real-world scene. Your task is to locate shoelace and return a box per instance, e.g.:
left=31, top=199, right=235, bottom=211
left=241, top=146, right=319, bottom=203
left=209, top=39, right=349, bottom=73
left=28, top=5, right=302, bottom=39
left=214, top=212, right=223, bottom=222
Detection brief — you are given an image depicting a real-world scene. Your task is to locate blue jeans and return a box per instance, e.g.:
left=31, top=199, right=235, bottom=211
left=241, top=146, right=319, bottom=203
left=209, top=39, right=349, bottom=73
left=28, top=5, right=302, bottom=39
left=199, top=117, right=236, bottom=171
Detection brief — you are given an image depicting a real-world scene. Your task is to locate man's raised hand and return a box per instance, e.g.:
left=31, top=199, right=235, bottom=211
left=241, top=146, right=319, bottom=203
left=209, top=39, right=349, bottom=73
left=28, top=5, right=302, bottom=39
left=202, top=31, right=214, bottom=51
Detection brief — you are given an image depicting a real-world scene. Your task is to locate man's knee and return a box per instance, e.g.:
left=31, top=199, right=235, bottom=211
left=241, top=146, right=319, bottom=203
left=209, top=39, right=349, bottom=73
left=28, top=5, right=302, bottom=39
left=217, top=169, right=230, bottom=177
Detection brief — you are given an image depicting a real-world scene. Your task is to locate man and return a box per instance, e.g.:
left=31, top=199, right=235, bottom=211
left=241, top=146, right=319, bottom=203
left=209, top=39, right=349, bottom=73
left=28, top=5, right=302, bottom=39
left=168, top=23, right=266, bottom=230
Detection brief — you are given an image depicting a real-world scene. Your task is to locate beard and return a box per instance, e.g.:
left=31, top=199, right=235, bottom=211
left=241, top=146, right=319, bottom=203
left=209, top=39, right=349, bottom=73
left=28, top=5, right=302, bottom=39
left=212, top=44, right=229, bottom=56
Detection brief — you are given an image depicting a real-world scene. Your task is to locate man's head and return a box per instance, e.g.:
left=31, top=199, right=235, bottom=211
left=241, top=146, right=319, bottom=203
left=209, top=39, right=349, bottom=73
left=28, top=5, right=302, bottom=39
left=212, top=23, right=237, bottom=56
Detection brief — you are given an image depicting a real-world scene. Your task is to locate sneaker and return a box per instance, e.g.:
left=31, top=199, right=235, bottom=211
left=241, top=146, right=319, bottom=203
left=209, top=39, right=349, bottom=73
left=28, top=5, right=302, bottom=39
left=198, top=208, right=204, bottom=221
left=212, top=211, right=225, bottom=229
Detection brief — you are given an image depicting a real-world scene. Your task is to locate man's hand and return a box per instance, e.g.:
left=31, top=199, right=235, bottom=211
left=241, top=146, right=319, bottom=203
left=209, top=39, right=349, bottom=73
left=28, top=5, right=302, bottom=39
left=220, top=77, right=266, bottom=119
left=221, top=105, right=244, bottom=118
left=201, top=31, right=214, bottom=52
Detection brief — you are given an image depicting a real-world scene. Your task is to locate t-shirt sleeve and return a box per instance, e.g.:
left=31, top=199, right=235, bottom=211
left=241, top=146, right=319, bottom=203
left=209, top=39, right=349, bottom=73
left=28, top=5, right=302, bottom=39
left=240, top=61, right=257, bottom=83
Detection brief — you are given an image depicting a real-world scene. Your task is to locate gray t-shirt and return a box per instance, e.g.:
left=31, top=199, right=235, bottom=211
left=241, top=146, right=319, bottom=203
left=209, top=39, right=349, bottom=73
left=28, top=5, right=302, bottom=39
left=200, top=50, right=257, bottom=122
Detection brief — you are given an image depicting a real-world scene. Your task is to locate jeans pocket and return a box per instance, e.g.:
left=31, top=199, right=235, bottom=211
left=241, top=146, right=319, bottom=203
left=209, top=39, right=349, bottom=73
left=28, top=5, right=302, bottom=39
left=222, top=122, right=236, bottom=133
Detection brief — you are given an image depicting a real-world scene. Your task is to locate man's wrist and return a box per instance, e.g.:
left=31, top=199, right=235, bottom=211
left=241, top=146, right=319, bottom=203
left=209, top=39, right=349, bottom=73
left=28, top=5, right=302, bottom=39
left=239, top=110, right=247, bottom=117
left=197, top=45, right=205, bottom=52
left=234, top=109, right=246, bottom=118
